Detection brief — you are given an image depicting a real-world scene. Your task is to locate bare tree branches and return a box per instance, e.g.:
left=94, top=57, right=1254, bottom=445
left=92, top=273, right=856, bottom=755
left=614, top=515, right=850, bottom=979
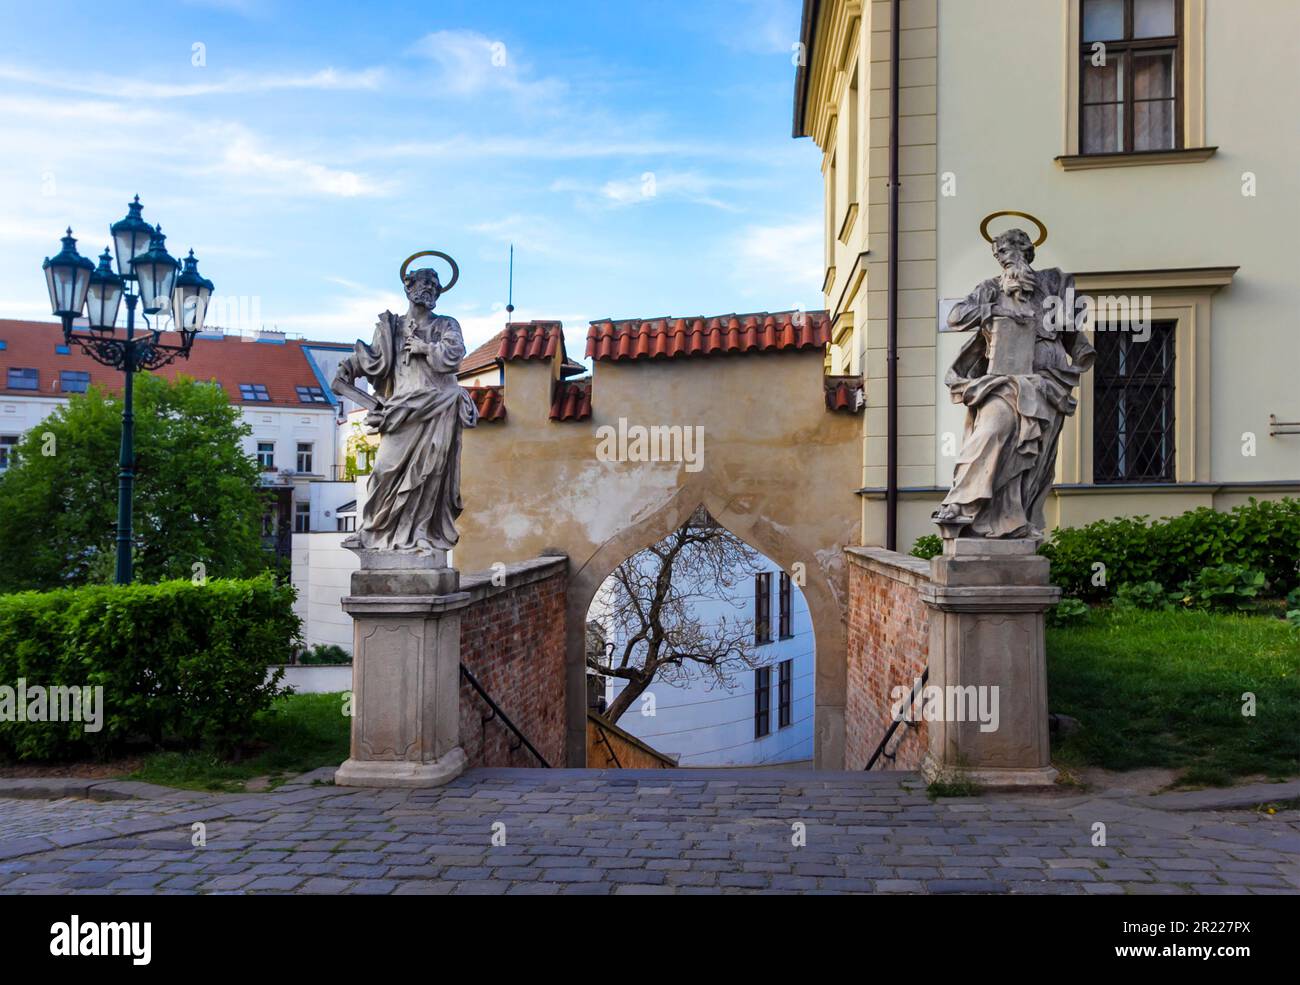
left=588, top=507, right=768, bottom=724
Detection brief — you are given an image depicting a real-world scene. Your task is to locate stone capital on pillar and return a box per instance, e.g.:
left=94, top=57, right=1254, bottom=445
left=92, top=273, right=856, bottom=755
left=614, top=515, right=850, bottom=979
left=334, top=562, right=471, bottom=789
left=919, top=538, right=1061, bottom=788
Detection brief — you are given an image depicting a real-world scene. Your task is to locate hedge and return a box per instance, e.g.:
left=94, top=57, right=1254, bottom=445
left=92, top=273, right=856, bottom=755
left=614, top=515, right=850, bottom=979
left=1040, top=498, right=1300, bottom=601
left=0, top=575, right=297, bottom=761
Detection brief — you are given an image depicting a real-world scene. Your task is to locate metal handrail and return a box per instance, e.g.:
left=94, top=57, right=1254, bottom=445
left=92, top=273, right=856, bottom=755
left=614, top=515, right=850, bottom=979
left=864, top=667, right=928, bottom=771
left=591, top=717, right=623, bottom=769
left=458, top=663, right=550, bottom=768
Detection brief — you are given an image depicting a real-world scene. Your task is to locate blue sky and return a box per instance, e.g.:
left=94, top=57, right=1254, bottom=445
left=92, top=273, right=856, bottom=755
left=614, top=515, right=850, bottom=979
left=0, top=0, right=822, bottom=353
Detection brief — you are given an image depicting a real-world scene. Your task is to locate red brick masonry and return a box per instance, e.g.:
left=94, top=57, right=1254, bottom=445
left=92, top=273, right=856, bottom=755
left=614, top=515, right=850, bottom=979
left=459, top=555, right=568, bottom=769
left=845, top=547, right=932, bottom=771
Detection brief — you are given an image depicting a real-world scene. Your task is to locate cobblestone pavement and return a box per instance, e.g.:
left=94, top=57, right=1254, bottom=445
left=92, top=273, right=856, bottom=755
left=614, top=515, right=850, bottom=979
left=0, top=797, right=184, bottom=842
left=1, top=769, right=1298, bottom=894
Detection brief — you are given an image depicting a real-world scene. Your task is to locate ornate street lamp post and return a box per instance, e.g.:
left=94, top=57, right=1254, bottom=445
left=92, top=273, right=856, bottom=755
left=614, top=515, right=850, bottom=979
left=41, top=196, right=214, bottom=584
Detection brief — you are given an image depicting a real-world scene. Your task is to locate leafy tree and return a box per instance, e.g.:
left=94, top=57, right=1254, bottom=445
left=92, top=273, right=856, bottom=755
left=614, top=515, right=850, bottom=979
left=0, top=374, right=270, bottom=591
left=589, top=507, right=766, bottom=724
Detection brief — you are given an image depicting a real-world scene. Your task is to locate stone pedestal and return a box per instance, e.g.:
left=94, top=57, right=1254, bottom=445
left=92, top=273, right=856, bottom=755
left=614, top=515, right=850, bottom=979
left=334, top=559, right=470, bottom=789
left=918, top=538, right=1060, bottom=788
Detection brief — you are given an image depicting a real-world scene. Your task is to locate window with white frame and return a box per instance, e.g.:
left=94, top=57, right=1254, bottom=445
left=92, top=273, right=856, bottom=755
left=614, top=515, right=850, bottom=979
left=0, top=435, right=18, bottom=471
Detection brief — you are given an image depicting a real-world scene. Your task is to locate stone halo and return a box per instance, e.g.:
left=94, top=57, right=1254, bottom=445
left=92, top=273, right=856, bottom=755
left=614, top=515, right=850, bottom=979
left=979, top=210, right=1047, bottom=247
left=399, top=249, right=459, bottom=292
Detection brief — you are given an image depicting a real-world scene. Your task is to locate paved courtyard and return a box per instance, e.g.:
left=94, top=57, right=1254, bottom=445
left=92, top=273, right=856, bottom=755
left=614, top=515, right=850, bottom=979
left=1, top=769, right=1298, bottom=894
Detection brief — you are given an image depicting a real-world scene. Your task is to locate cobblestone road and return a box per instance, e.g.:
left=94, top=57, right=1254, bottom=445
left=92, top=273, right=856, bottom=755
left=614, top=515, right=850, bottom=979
left=1, top=769, right=1298, bottom=894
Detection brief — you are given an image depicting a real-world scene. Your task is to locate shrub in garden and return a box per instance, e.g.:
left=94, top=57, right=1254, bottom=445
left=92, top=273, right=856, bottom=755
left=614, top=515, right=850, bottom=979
left=1040, top=498, right=1300, bottom=601
left=1048, top=598, right=1090, bottom=627
left=1038, top=515, right=1158, bottom=600
left=0, top=575, right=297, bottom=761
left=1114, top=581, right=1175, bottom=612
left=1177, top=564, right=1268, bottom=612
left=909, top=534, right=943, bottom=561
left=297, top=643, right=352, bottom=666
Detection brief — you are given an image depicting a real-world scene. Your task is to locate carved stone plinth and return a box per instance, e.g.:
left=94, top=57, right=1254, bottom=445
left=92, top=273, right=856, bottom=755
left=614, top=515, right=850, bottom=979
left=918, top=538, right=1060, bottom=788
left=334, top=569, right=470, bottom=789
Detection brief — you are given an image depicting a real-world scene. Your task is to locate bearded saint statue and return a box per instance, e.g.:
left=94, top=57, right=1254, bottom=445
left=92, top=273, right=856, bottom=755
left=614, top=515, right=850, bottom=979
left=932, top=228, right=1094, bottom=540
left=334, top=263, right=478, bottom=556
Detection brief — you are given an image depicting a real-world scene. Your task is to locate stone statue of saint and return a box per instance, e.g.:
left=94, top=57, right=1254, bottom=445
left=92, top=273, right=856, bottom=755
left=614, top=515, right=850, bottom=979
left=932, top=228, right=1094, bottom=540
left=334, top=264, right=478, bottom=556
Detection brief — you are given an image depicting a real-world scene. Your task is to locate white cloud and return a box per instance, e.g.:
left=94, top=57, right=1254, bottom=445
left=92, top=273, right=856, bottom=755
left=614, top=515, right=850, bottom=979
left=407, top=30, right=565, bottom=101
left=202, top=126, right=388, bottom=199
left=551, top=170, right=749, bottom=211
left=731, top=218, right=823, bottom=301
left=718, top=0, right=801, bottom=55
left=272, top=286, right=408, bottom=338
left=0, top=64, right=384, bottom=100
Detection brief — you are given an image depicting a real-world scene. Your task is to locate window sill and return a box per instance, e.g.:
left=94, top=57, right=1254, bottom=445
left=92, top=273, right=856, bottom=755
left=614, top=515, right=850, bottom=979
left=1055, top=147, right=1217, bottom=171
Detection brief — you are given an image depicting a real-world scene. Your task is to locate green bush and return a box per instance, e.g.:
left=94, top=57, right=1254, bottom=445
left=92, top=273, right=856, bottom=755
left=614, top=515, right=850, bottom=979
left=0, top=575, right=297, bottom=761
left=909, top=534, right=943, bottom=561
left=1040, top=498, right=1300, bottom=601
left=1048, top=598, right=1090, bottom=627
left=297, top=643, right=352, bottom=666
left=1177, top=564, right=1268, bottom=612
left=1114, top=581, right=1175, bottom=612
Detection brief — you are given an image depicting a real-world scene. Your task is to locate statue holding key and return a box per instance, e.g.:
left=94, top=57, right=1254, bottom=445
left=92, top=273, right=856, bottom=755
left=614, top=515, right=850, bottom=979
left=932, top=218, right=1095, bottom=540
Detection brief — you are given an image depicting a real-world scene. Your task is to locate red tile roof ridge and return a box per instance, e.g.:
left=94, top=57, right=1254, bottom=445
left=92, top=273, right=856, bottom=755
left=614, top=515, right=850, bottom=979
left=464, top=384, right=506, bottom=422
left=586, top=310, right=830, bottom=363
left=550, top=375, right=591, bottom=422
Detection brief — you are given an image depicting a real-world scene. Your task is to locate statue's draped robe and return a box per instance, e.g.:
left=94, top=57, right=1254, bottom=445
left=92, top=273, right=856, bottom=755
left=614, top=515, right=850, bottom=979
left=341, top=312, right=478, bottom=552
left=942, top=268, right=1094, bottom=538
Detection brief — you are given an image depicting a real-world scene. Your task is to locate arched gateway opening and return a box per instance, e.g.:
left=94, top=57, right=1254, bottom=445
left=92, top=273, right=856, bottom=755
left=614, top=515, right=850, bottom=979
left=586, top=507, right=816, bottom=767
left=453, top=313, right=864, bottom=768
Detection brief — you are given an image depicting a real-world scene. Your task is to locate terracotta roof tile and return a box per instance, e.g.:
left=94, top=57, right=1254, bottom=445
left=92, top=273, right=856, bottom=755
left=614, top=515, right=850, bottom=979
left=459, top=329, right=505, bottom=375
left=0, top=319, right=332, bottom=409
left=824, top=375, right=865, bottom=413
left=550, top=377, right=591, bottom=422
left=586, top=310, right=830, bottom=363
left=466, top=384, right=506, bottom=422
left=499, top=321, right=563, bottom=362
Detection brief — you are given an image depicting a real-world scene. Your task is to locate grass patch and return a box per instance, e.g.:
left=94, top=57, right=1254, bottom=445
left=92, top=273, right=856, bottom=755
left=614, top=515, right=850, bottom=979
left=125, top=691, right=350, bottom=792
left=1047, top=607, right=1300, bottom=785
left=927, top=776, right=982, bottom=800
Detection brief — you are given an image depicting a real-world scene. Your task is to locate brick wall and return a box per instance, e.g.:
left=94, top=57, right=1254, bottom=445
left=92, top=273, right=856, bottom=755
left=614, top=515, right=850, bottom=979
left=845, top=547, right=931, bottom=771
left=459, top=556, right=567, bottom=769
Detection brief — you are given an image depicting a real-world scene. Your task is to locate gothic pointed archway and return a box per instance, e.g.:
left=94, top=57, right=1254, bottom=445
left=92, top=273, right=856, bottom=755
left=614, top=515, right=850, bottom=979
left=453, top=314, right=863, bottom=767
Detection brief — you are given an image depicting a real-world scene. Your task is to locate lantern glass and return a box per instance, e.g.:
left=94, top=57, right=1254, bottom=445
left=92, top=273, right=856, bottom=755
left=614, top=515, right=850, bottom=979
left=131, top=227, right=179, bottom=316
left=42, top=229, right=94, bottom=317
left=171, top=249, right=214, bottom=335
left=109, top=195, right=154, bottom=279
left=87, top=249, right=125, bottom=330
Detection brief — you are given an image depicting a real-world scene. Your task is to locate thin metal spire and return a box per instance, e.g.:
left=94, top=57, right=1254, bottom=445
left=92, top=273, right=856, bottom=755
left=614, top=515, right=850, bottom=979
left=505, top=244, right=515, bottom=321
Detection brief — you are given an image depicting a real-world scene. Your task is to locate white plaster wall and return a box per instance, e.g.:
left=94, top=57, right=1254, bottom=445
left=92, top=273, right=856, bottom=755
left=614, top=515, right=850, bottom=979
left=601, top=558, right=815, bottom=767
left=0, top=395, right=64, bottom=466
left=267, top=665, right=351, bottom=694
left=936, top=0, right=1300, bottom=485
left=290, top=531, right=359, bottom=654
left=307, top=480, right=356, bottom=532
left=243, top=406, right=339, bottom=480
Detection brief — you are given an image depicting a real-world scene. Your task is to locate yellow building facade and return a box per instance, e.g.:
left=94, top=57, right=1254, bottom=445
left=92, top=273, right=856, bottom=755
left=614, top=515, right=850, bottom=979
left=796, top=0, right=1300, bottom=551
